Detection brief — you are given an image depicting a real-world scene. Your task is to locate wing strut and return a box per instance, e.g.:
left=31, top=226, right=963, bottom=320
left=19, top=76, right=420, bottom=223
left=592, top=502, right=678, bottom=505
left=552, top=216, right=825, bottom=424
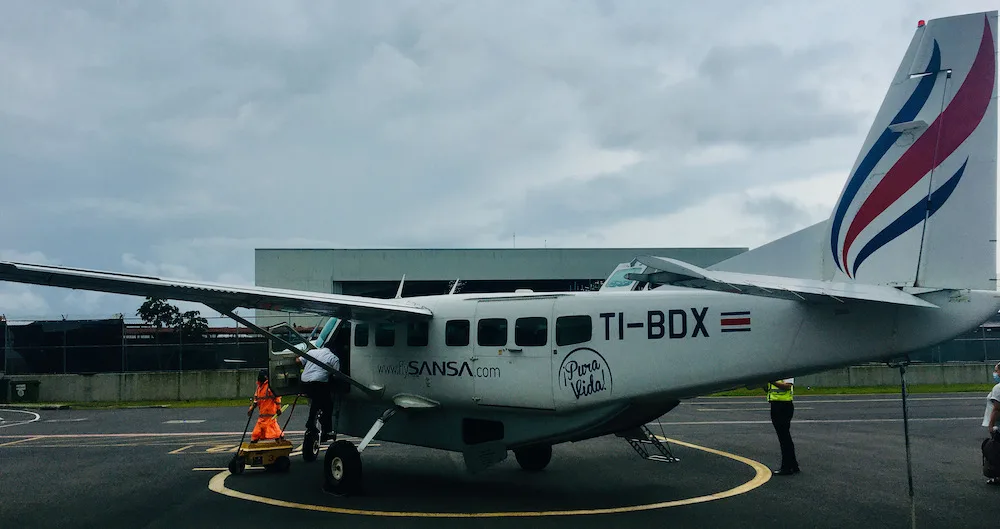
left=209, top=304, right=385, bottom=401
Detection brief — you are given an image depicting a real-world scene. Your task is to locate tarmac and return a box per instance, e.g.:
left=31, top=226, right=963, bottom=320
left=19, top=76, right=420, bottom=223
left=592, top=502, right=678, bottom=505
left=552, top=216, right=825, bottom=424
left=2, top=392, right=999, bottom=528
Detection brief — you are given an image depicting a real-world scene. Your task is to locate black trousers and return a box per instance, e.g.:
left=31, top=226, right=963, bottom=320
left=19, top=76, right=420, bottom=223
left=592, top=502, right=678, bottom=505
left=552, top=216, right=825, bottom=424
left=770, top=400, right=798, bottom=470
left=302, top=381, right=333, bottom=434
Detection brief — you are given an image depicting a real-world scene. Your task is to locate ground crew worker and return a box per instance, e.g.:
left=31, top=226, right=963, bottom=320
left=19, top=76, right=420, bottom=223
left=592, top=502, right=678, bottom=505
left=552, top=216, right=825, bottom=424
left=767, top=377, right=799, bottom=475
left=248, top=369, right=283, bottom=442
left=297, top=346, right=340, bottom=442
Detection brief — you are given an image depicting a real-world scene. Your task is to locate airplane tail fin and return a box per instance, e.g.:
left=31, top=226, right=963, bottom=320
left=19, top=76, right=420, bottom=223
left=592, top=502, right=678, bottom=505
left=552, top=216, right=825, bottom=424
left=826, top=11, right=997, bottom=290
left=716, top=12, right=998, bottom=289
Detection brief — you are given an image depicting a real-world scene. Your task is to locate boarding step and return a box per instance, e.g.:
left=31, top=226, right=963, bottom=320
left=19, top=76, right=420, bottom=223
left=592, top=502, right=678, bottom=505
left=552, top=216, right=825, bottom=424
left=615, top=425, right=679, bottom=463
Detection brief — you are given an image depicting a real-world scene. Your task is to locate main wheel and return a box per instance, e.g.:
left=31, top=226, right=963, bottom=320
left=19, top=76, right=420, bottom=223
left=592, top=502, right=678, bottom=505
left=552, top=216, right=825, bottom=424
left=228, top=455, right=246, bottom=475
left=323, top=440, right=363, bottom=496
left=514, top=444, right=552, bottom=471
left=303, top=431, right=320, bottom=462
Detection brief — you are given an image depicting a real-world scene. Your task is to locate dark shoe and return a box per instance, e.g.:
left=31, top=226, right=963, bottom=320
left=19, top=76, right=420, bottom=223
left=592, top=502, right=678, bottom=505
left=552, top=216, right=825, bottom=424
left=773, top=467, right=800, bottom=475
left=987, top=477, right=1000, bottom=486
left=321, top=432, right=334, bottom=443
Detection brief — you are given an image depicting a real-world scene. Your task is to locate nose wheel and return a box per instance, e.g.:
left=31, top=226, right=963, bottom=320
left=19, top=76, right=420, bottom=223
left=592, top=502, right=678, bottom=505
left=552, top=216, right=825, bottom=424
left=303, top=431, right=321, bottom=462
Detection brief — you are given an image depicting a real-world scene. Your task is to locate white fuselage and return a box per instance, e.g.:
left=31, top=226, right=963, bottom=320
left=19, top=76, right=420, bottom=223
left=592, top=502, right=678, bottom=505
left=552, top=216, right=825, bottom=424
left=344, top=287, right=1000, bottom=414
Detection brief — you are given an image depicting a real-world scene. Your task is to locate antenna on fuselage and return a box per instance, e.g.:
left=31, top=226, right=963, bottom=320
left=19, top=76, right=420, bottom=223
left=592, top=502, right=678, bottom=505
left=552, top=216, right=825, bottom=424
left=394, top=274, right=406, bottom=299
left=449, top=278, right=460, bottom=295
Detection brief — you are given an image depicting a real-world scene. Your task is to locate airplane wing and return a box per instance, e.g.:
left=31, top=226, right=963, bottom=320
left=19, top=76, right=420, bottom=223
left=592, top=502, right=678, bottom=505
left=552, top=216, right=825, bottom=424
left=629, top=256, right=940, bottom=309
left=0, top=261, right=433, bottom=322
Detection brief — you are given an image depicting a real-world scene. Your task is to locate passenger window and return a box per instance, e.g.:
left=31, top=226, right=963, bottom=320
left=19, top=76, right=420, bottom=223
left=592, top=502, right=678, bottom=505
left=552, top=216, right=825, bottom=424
left=556, top=315, right=591, bottom=346
left=515, top=317, right=547, bottom=347
left=375, top=323, right=395, bottom=347
left=446, top=320, right=470, bottom=346
left=407, top=321, right=429, bottom=347
left=354, top=323, right=369, bottom=347
left=477, top=318, right=507, bottom=347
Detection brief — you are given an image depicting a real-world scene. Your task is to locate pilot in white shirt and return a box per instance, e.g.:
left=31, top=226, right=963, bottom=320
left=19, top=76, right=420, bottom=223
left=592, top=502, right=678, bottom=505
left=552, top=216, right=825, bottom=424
left=301, top=347, right=340, bottom=383
left=298, top=347, right=340, bottom=440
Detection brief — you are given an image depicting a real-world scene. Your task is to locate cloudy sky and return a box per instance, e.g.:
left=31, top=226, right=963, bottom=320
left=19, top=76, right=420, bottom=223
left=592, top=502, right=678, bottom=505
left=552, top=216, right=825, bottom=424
left=0, top=0, right=996, bottom=323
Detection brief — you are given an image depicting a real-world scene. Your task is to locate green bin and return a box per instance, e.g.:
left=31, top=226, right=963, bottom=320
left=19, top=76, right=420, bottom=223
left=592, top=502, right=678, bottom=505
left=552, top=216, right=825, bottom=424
left=8, top=380, right=40, bottom=403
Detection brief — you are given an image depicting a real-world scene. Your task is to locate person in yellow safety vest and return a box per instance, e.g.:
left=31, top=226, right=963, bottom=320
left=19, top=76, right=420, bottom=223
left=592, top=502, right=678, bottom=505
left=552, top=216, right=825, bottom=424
left=248, top=369, right=284, bottom=442
left=767, top=377, right=799, bottom=475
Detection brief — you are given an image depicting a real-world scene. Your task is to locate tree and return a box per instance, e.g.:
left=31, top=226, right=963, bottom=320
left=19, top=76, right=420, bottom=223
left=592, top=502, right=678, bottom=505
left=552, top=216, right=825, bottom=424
left=136, top=297, right=208, bottom=339
left=136, top=297, right=180, bottom=329
left=176, top=310, right=209, bottom=338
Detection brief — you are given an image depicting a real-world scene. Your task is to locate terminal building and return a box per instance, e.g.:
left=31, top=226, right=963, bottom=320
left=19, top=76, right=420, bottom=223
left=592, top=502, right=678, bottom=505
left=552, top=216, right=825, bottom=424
left=252, top=247, right=747, bottom=326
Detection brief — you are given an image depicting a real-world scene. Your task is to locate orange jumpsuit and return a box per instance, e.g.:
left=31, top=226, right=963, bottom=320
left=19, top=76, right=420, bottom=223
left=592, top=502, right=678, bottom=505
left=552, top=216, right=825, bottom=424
left=250, top=380, right=283, bottom=441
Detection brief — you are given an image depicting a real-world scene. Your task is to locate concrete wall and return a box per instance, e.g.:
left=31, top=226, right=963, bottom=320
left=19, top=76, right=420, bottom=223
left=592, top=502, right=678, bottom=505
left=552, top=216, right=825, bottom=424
left=797, top=362, right=995, bottom=387
left=3, top=362, right=995, bottom=403
left=4, top=370, right=259, bottom=403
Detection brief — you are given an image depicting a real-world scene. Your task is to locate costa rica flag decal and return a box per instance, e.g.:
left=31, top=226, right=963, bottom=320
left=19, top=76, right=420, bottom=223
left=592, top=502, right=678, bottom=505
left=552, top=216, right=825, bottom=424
left=721, top=311, right=751, bottom=333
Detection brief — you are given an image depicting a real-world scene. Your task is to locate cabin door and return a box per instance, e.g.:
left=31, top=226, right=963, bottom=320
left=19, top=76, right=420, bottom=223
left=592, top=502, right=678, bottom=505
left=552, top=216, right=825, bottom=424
left=472, top=298, right=555, bottom=410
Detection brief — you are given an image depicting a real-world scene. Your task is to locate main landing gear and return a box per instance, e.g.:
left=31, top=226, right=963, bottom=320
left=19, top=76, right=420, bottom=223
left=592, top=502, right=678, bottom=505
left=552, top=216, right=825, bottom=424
left=323, top=406, right=398, bottom=496
left=318, top=404, right=554, bottom=495
left=513, top=444, right=552, bottom=471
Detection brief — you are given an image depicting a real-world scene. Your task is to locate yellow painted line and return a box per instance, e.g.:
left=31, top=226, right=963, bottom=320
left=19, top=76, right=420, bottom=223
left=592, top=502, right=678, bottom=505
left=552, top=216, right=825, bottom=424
left=696, top=407, right=814, bottom=412
left=206, top=444, right=240, bottom=453
left=0, top=436, right=43, bottom=448
left=194, top=467, right=229, bottom=471
left=169, top=444, right=196, bottom=454
left=208, top=436, right=771, bottom=518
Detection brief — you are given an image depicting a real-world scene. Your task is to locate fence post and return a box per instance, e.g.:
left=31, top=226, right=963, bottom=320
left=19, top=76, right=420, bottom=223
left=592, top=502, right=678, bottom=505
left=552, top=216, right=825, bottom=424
left=983, top=326, right=988, bottom=363
left=121, top=319, right=126, bottom=373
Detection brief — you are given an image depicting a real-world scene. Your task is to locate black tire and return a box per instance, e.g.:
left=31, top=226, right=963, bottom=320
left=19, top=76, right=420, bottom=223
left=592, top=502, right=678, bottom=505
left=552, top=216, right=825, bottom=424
left=303, top=431, right=320, bottom=462
left=514, top=444, right=552, bottom=472
left=323, top=440, right=363, bottom=496
left=274, top=455, right=291, bottom=473
left=228, top=455, right=246, bottom=475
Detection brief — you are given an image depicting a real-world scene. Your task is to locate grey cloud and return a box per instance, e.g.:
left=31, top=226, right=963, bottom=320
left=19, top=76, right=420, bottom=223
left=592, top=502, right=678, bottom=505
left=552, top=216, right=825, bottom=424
left=1, top=0, right=992, bottom=318
left=741, top=195, right=816, bottom=239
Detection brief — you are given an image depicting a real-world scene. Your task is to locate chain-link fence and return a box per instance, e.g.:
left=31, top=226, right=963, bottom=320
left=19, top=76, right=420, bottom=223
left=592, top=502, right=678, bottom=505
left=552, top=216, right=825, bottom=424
left=905, top=323, right=1000, bottom=363
left=0, top=316, right=307, bottom=375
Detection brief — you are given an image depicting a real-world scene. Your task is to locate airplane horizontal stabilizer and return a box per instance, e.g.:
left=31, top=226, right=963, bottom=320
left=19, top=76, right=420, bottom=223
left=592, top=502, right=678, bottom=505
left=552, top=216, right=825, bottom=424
left=630, top=256, right=940, bottom=308
left=0, top=261, right=433, bottom=322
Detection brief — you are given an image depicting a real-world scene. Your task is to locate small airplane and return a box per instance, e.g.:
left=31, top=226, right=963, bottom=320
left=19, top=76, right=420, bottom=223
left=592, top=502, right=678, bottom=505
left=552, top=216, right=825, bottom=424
left=1, top=10, right=998, bottom=495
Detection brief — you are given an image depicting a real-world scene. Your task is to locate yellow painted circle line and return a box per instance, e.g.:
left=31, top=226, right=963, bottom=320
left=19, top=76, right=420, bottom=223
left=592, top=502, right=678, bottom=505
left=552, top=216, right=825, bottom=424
left=208, top=436, right=772, bottom=518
